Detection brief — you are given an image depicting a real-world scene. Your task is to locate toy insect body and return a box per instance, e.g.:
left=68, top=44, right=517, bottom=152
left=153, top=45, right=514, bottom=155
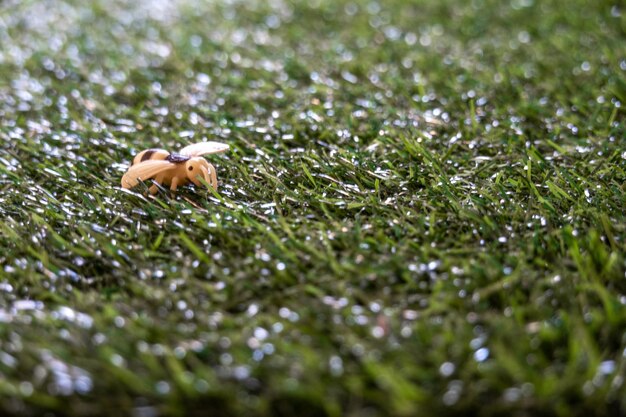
left=121, top=142, right=229, bottom=194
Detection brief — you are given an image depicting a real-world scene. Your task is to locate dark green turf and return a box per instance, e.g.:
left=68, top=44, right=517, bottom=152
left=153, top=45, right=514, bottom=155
left=0, top=0, right=625, bottom=415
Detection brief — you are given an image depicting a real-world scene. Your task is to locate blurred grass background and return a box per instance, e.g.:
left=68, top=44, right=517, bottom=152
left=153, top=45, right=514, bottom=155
left=0, top=0, right=625, bottom=415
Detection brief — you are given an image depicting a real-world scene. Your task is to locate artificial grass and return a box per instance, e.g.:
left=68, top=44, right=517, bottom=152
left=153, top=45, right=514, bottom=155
left=0, top=0, right=625, bottom=415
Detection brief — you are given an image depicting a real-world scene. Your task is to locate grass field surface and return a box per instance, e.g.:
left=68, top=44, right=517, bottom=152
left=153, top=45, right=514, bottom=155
left=0, top=0, right=625, bottom=415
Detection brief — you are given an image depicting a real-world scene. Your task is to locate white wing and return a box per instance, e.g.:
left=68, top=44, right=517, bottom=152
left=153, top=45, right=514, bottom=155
left=121, top=160, right=176, bottom=189
left=179, top=141, right=229, bottom=157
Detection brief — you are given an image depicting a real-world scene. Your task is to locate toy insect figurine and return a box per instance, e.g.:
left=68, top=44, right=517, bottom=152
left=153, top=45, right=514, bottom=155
left=121, top=141, right=229, bottom=194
